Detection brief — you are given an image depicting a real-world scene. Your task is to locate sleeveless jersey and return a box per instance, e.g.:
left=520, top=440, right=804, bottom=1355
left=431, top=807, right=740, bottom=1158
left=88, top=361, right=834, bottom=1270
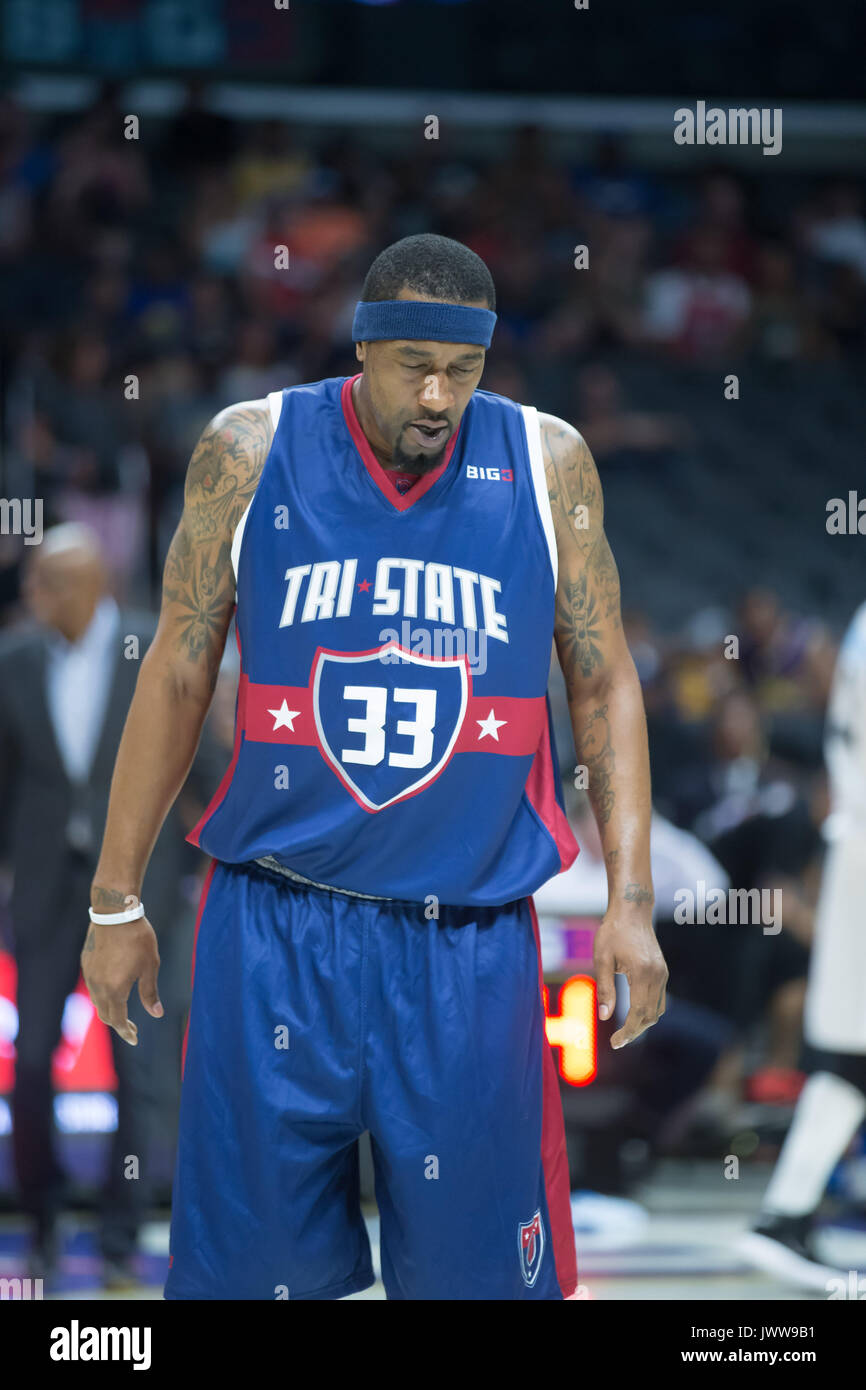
left=189, top=374, right=578, bottom=906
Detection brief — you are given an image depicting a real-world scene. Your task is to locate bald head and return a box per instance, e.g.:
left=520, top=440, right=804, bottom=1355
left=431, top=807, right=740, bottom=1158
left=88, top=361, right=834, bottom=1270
left=24, top=524, right=108, bottom=641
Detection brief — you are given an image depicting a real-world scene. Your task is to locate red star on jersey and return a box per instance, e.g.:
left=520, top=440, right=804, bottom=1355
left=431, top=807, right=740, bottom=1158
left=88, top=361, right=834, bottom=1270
left=357, top=579, right=371, bottom=593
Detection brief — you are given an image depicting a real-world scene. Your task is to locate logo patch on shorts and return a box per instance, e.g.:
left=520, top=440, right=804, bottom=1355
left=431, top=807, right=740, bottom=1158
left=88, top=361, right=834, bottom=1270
left=518, top=1210, right=545, bottom=1287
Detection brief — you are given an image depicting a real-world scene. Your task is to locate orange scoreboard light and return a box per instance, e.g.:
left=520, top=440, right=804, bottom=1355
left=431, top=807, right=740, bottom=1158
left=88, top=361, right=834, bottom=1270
left=543, top=976, right=597, bottom=1086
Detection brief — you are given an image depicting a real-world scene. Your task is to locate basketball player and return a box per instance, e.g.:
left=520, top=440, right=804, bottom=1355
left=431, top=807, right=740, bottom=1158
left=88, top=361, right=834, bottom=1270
left=81, top=234, right=667, bottom=1300
left=742, top=600, right=866, bottom=1288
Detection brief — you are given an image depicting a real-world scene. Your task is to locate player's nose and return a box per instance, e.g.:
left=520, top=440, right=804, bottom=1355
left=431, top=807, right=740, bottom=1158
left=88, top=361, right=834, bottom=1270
left=419, top=372, right=454, bottom=410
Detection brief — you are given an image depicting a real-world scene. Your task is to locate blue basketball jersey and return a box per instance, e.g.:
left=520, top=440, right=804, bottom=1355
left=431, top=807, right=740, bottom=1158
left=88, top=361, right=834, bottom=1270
left=189, top=374, right=578, bottom=905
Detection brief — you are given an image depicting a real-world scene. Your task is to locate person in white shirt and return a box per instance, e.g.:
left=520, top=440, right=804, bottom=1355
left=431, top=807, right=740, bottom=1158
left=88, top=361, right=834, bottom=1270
left=742, top=601, right=866, bottom=1288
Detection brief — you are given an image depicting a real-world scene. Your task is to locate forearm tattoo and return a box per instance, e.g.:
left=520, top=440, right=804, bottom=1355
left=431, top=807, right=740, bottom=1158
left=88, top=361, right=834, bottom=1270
left=623, top=881, right=654, bottom=907
left=578, top=703, right=616, bottom=824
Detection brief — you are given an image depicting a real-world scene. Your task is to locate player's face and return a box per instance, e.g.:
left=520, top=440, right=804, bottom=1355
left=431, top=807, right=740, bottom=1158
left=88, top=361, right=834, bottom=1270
left=355, top=298, right=488, bottom=473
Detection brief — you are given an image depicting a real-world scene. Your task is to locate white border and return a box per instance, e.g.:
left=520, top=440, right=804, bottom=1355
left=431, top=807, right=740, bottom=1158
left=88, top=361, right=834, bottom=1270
left=521, top=404, right=557, bottom=589
left=230, top=499, right=252, bottom=585
left=229, top=392, right=284, bottom=586
left=266, top=389, right=284, bottom=431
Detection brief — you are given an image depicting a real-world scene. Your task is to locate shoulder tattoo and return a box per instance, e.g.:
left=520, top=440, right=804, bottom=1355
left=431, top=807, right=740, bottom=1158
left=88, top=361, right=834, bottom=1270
left=540, top=414, right=622, bottom=683
left=163, top=403, right=272, bottom=679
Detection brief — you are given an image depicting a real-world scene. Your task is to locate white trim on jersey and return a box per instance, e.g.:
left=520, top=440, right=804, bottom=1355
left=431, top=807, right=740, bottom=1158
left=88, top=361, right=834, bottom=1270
left=230, top=499, right=252, bottom=586
left=520, top=404, right=557, bottom=589
left=229, top=392, right=285, bottom=587
left=267, top=389, right=284, bottom=431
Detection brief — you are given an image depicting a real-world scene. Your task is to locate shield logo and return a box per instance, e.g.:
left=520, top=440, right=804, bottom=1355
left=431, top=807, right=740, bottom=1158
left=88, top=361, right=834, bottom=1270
left=311, top=641, right=470, bottom=812
left=518, top=1210, right=545, bottom=1287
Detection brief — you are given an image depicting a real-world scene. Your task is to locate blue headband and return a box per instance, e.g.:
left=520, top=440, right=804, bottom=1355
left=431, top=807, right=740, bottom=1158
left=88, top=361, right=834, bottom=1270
left=352, top=299, right=496, bottom=347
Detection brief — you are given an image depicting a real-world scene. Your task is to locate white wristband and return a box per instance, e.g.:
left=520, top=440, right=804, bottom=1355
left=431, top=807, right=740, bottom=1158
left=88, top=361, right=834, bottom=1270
left=89, top=898, right=145, bottom=925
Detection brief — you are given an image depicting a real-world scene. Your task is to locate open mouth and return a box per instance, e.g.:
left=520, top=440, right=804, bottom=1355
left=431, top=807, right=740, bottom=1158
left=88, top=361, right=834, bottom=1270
left=407, top=421, right=450, bottom=449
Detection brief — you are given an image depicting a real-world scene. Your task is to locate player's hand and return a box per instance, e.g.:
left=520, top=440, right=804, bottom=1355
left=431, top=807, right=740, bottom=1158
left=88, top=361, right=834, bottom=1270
left=80, top=916, right=163, bottom=1046
left=593, top=910, right=667, bottom=1050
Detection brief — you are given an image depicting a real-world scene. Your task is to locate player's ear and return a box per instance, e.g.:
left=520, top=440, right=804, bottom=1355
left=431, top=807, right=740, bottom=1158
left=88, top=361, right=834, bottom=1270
left=355, top=342, right=365, bottom=363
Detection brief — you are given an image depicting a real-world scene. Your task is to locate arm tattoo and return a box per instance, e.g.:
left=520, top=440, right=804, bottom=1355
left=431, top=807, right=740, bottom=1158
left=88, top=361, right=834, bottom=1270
left=163, top=528, right=234, bottom=673
left=541, top=419, right=598, bottom=561
left=623, top=881, right=654, bottom=907
left=163, top=405, right=271, bottom=682
left=555, top=574, right=604, bottom=679
left=184, top=407, right=270, bottom=535
left=542, top=417, right=622, bottom=685
left=86, top=886, right=137, bottom=944
left=91, top=886, right=131, bottom=912
left=578, top=704, right=616, bottom=824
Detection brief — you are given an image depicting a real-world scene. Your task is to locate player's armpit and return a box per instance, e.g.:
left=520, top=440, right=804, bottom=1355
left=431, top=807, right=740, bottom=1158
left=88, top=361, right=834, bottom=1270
left=157, top=400, right=273, bottom=699
left=539, top=412, right=626, bottom=692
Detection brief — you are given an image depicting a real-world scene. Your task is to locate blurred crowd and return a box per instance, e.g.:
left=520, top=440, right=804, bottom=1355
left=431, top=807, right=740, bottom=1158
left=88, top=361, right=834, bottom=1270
left=1, top=86, right=865, bottom=600
left=1, top=84, right=865, bottom=1190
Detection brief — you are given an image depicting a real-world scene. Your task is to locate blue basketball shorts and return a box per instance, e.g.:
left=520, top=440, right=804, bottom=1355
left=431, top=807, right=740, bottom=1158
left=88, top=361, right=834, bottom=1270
left=164, top=859, right=578, bottom=1300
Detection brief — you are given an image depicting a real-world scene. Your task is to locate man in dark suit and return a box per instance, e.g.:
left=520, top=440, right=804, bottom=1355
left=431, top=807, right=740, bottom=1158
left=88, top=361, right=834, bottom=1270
left=0, top=523, right=204, bottom=1285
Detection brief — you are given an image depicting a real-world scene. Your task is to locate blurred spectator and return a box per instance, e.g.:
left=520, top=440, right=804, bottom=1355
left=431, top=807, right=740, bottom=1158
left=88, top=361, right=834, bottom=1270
left=50, top=100, right=150, bottom=239
left=643, top=226, right=752, bottom=359
left=489, top=124, right=575, bottom=231
left=587, top=214, right=653, bottom=349
left=803, top=181, right=866, bottom=283
left=816, top=262, right=866, bottom=355
left=574, top=365, right=689, bottom=467
left=19, top=332, right=146, bottom=595
left=481, top=357, right=531, bottom=403
left=188, top=168, right=261, bottom=276
left=218, top=320, right=300, bottom=403
left=690, top=689, right=789, bottom=841
left=158, top=81, right=236, bottom=177
left=695, top=770, right=826, bottom=1109
left=481, top=234, right=556, bottom=351
left=0, top=524, right=211, bottom=1286
left=676, top=170, right=757, bottom=282
left=185, top=274, right=238, bottom=370
left=232, top=120, right=311, bottom=206
left=622, top=609, right=664, bottom=686
left=533, top=274, right=597, bottom=360
left=572, top=133, right=658, bottom=221
left=738, top=588, right=836, bottom=715
left=242, top=188, right=369, bottom=320
left=77, top=266, right=131, bottom=355
left=124, top=239, right=191, bottom=353
left=29, top=332, right=129, bottom=496
left=535, top=786, right=738, bottom=1165
left=747, top=241, right=829, bottom=361
left=0, top=97, right=51, bottom=259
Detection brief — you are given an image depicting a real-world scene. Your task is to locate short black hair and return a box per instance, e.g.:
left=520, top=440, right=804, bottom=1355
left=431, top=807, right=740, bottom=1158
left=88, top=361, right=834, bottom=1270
left=361, top=233, right=496, bottom=312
